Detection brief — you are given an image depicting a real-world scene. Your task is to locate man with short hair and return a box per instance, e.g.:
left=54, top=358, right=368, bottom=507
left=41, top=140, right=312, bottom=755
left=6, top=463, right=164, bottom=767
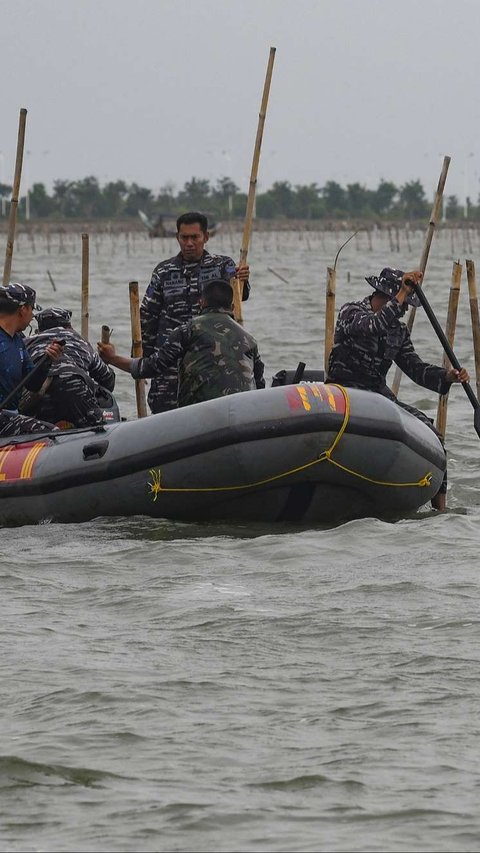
left=326, top=267, right=470, bottom=510
left=22, top=307, right=116, bottom=428
left=99, top=278, right=264, bottom=407
left=140, top=211, right=251, bottom=413
left=0, top=283, right=63, bottom=437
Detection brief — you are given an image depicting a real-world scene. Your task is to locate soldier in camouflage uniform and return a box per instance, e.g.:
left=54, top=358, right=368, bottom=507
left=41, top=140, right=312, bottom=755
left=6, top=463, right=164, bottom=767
left=326, top=267, right=470, bottom=510
left=98, top=279, right=264, bottom=407
left=140, top=211, right=251, bottom=414
left=22, top=307, right=116, bottom=428
left=0, top=283, right=63, bottom=437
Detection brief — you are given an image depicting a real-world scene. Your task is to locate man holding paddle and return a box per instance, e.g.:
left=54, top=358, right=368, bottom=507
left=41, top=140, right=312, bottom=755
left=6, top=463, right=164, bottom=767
left=326, top=267, right=469, bottom=511
left=140, top=211, right=250, bottom=414
left=0, top=283, right=63, bottom=437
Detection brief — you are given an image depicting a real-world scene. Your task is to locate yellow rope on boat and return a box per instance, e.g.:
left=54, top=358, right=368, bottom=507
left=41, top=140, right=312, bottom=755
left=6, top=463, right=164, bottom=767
left=147, top=384, right=434, bottom=500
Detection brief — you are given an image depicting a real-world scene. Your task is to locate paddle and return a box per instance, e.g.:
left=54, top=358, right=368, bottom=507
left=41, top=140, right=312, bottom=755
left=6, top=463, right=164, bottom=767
left=409, top=281, right=480, bottom=438
left=0, top=341, right=65, bottom=412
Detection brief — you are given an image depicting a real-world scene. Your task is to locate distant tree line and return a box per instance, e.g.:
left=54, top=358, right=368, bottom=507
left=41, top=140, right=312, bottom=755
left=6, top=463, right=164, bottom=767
left=0, top=175, right=477, bottom=222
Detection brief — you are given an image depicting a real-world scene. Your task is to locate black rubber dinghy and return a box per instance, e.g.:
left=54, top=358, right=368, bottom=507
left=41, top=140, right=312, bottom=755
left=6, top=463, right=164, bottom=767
left=0, top=383, right=445, bottom=526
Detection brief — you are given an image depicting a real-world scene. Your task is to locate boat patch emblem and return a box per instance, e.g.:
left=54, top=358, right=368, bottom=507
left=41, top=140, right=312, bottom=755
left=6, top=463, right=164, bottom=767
left=285, top=383, right=345, bottom=414
left=0, top=441, right=47, bottom=482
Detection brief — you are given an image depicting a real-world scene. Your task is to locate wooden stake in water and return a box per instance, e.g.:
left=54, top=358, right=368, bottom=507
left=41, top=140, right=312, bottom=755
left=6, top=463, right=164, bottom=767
left=324, top=266, right=336, bottom=374
left=46, top=269, right=57, bottom=291
left=233, top=46, right=276, bottom=323
left=436, top=261, right=462, bottom=437
left=3, top=108, right=27, bottom=285
left=81, top=233, right=89, bottom=339
left=466, top=259, right=480, bottom=401
left=391, top=155, right=451, bottom=397
left=324, top=230, right=359, bottom=373
left=129, top=281, right=147, bottom=418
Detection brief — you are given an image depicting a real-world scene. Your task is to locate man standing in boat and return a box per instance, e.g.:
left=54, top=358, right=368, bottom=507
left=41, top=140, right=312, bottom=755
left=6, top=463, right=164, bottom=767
left=0, top=283, right=63, bottom=437
left=326, top=268, right=469, bottom=511
left=99, top=278, right=264, bottom=406
left=140, top=211, right=250, bottom=414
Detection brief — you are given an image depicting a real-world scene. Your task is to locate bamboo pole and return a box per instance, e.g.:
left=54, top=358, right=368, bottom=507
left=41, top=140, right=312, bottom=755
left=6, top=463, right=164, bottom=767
left=324, top=266, right=336, bottom=373
left=391, top=155, right=451, bottom=396
left=436, top=261, right=462, bottom=437
left=81, top=233, right=89, bottom=339
left=233, top=46, right=276, bottom=323
left=324, top=230, right=359, bottom=373
left=3, top=108, right=27, bottom=285
left=466, top=259, right=480, bottom=401
left=128, top=281, right=147, bottom=418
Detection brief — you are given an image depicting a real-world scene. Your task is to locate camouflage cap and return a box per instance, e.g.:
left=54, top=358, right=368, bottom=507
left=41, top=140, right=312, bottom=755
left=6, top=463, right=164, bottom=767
left=35, top=306, right=72, bottom=332
left=0, top=282, right=40, bottom=310
left=202, top=277, right=233, bottom=291
left=365, top=267, right=420, bottom=308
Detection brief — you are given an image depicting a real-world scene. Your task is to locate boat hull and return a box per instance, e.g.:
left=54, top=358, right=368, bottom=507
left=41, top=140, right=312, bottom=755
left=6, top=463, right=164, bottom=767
left=0, top=383, right=446, bottom=526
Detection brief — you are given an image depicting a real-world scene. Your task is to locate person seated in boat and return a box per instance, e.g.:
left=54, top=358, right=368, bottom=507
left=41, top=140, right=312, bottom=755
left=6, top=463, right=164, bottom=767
left=21, top=306, right=116, bottom=429
left=140, top=211, right=251, bottom=415
left=326, top=267, right=470, bottom=512
left=0, top=283, right=63, bottom=437
left=98, top=278, right=264, bottom=407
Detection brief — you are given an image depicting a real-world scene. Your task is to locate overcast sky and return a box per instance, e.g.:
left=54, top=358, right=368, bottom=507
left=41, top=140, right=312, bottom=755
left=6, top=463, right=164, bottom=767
left=2, top=0, right=480, bottom=203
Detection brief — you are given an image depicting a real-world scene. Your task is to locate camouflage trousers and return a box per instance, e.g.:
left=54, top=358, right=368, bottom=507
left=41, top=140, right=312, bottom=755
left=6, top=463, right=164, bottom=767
left=147, top=375, right=179, bottom=414
left=21, top=365, right=105, bottom=428
left=0, top=410, right=56, bottom=437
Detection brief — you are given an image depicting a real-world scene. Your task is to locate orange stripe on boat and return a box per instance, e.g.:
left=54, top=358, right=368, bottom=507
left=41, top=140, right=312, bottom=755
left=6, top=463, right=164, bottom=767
left=0, top=445, right=13, bottom=481
left=285, top=382, right=346, bottom=415
left=0, top=441, right=47, bottom=482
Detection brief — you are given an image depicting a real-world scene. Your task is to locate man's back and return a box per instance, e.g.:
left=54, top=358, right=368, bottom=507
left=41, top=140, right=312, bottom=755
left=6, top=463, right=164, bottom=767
left=178, top=309, right=264, bottom=406
left=26, top=327, right=115, bottom=390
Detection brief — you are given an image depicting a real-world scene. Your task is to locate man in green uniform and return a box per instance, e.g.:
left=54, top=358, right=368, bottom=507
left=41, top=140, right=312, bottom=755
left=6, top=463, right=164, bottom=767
left=97, top=279, right=264, bottom=406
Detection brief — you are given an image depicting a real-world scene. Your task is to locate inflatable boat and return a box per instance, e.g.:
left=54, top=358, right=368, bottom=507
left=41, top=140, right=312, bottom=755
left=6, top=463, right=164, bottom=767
left=0, top=380, right=446, bottom=526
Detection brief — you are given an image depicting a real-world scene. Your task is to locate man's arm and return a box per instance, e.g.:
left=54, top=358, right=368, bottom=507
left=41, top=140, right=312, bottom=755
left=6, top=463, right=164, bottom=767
left=396, top=333, right=469, bottom=394
left=98, top=326, right=189, bottom=380
left=24, top=341, right=64, bottom=392
left=237, top=264, right=251, bottom=301
left=340, top=300, right=404, bottom=338
left=88, top=352, right=116, bottom=391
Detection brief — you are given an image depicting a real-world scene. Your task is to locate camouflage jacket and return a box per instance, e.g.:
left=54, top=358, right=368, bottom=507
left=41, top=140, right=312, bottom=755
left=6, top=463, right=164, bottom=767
left=140, top=250, right=250, bottom=358
left=131, top=307, right=264, bottom=407
left=26, top=327, right=116, bottom=390
left=327, top=295, right=450, bottom=397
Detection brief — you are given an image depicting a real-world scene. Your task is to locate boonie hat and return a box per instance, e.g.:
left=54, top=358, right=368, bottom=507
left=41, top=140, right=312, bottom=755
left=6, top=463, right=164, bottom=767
left=0, top=282, right=41, bottom=310
left=365, top=267, right=420, bottom=308
left=35, top=306, right=72, bottom=332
